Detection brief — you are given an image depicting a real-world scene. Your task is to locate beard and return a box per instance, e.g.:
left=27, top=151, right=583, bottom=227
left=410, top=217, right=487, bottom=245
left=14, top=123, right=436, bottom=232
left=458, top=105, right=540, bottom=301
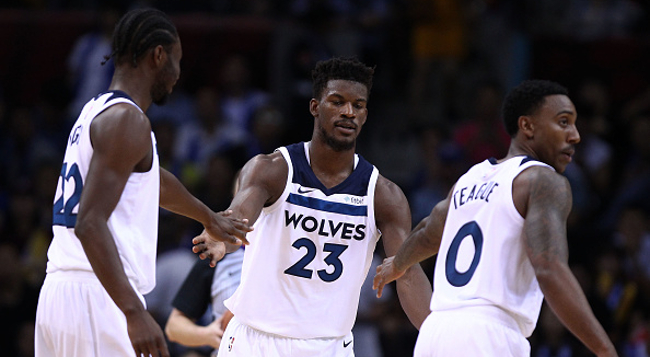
left=151, top=86, right=171, bottom=106
left=151, top=60, right=175, bottom=105
left=318, top=123, right=355, bottom=152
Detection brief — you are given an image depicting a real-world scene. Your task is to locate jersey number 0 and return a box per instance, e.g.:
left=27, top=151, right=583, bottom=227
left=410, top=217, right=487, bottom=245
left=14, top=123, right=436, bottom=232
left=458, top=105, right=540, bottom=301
left=445, top=221, right=483, bottom=287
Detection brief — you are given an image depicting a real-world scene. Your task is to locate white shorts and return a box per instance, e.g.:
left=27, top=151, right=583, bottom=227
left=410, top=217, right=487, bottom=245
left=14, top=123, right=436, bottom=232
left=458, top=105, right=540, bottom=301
left=414, top=307, right=530, bottom=357
left=35, top=271, right=146, bottom=357
left=217, top=316, right=355, bottom=357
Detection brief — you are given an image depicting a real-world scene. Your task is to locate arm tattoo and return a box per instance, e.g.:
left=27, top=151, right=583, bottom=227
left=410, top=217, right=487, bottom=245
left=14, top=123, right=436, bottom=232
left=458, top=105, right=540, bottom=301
left=524, top=169, right=572, bottom=265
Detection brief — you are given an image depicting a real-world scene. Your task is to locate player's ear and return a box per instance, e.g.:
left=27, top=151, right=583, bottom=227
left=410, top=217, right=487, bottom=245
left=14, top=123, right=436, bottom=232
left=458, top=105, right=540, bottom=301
left=151, top=45, right=167, bottom=68
left=309, top=98, right=319, bottom=118
left=519, top=115, right=534, bottom=139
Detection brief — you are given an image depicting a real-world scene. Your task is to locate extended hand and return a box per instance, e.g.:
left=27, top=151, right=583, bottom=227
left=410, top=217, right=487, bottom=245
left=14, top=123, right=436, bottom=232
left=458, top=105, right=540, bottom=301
left=204, top=210, right=253, bottom=245
left=192, top=230, right=228, bottom=267
left=372, top=256, right=406, bottom=298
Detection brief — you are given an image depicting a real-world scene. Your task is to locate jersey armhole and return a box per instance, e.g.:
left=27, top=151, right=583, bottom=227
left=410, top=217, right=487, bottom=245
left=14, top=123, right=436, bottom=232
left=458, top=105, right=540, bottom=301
left=261, top=147, right=292, bottom=214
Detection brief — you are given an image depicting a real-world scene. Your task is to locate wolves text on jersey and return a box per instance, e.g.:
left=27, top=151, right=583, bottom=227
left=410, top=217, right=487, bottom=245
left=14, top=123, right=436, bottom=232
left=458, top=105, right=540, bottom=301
left=284, top=210, right=366, bottom=241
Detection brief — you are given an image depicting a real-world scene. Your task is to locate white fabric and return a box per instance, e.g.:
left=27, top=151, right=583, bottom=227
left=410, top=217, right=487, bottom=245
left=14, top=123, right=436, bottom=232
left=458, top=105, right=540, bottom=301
left=431, top=156, right=554, bottom=337
left=217, top=316, right=355, bottom=357
left=46, top=91, right=160, bottom=295
left=225, top=142, right=380, bottom=339
left=35, top=271, right=145, bottom=357
left=414, top=307, right=530, bottom=357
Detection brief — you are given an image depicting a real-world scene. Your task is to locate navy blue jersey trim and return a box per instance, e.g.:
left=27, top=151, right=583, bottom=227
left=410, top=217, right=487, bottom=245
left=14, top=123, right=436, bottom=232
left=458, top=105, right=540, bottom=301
left=285, top=142, right=373, bottom=196
left=520, top=156, right=540, bottom=166
left=488, top=157, right=498, bottom=165
left=287, top=193, right=368, bottom=216
left=93, top=90, right=135, bottom=103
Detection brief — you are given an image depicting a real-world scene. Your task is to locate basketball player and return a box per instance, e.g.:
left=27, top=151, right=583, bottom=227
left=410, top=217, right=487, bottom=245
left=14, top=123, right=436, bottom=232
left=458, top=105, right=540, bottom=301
left=373, top=80, right=618, bottom=356
left=35, top=8, right=250, bottom=357
left=192, top=57, right=432, bottom=356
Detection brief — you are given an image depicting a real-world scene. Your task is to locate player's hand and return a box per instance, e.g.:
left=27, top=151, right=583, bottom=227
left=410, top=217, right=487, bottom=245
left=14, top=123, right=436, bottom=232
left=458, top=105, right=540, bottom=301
left=373, top=256, right=406, bottom=298
left=203, top=210, right=253, bottom=246
left=204, top=317, right=225, bottom=349
left=192, top=230, right=228, bottom=267
left=125, top=309, right=169, bottom=357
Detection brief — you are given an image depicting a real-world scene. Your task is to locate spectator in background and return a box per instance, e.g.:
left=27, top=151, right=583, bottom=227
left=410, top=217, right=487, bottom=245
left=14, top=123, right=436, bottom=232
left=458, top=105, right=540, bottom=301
left=247, top=103, right=287, bottom=156
left=0, top=242, right=39, bottom=357
left=66, top=6, right=119, bottom=119
left=452, top=80, right=510, bottom=164
left=173, top=86, right=249, bottom=189
left=406, top=0, right=468, bottom=124
left=218, top=54, right=270, bottom=134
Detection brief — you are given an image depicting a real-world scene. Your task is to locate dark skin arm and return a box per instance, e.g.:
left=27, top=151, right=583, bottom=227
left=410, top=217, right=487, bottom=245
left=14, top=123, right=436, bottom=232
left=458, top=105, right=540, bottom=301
left=160, top=167, right=252, bottom=264
left=373, top=175, right=434, bottom=329
left=373, top=186, right=452, bottom=300
left=192, top=152, right=287, bottom=257
left=516, top=167, right=617, bottom=357
left=74, top=104, right=169, bottom=357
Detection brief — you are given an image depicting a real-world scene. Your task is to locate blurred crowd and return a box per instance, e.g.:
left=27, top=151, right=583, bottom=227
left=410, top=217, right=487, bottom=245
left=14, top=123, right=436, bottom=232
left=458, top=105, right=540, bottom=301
left=2, top=0, right=650, bottom=356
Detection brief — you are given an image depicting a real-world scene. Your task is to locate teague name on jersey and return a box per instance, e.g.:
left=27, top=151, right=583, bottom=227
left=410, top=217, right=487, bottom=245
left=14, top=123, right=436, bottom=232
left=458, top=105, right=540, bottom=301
left=452, top=181, right=499, bottom=210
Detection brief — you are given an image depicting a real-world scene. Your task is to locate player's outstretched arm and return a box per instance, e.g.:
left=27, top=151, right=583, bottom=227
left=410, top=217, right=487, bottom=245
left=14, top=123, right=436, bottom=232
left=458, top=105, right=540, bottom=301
left=519, top=167, right=618, bottom=357
left=160, top=167, right=252, bottom=246
left=192, top=152, right=288, bottom=256
left=373, top=185, right=451, bottom=300
left=373, top=176, right=439, bottom=329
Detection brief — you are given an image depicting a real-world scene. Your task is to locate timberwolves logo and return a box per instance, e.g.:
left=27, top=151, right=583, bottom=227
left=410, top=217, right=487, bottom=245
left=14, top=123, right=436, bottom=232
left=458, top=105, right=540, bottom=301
left=228, top=336, right=235, bottom=351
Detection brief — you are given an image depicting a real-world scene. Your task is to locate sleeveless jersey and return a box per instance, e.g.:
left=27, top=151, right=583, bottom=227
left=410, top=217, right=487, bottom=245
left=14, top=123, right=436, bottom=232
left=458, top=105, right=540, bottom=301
left=46, top=90, right=161, bottom=295
left=430, top=156, right=555, bottom=337
left=225, top=142, right=381, bottom=339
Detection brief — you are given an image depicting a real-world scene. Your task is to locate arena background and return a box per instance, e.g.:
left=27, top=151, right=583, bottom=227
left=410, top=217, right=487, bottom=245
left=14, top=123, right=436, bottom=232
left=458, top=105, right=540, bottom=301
left=1, top=1, right=649, bottom=356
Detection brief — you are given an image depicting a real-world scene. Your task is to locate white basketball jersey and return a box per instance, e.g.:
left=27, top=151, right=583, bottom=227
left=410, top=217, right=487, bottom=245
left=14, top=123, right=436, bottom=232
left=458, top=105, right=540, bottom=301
left=431, top=156, right=555, bottom=337
left=225, top=142, right=381, bottom=339
left=47, top=90, right=161, bottom=295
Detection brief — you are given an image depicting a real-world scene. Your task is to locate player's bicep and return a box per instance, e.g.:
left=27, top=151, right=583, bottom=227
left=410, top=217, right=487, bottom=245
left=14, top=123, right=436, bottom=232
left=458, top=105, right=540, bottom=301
left=375, top=176, right=412, bottom=256
left=228, top=153, right=287, bottom=224
left=78, top=108, right=151, bottom=222
left=522, top=169, right=572, bottom=267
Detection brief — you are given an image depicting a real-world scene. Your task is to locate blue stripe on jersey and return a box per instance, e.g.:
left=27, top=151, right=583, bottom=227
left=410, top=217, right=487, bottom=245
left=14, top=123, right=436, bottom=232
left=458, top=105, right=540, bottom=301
left=285, top=142, right=374, bottom=197
left=287, top=193, right=368, bottom=216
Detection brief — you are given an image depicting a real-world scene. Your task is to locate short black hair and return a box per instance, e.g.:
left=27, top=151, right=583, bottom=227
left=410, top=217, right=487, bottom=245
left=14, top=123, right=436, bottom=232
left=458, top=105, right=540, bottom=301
left=502, top=79, right=569, bottom=137
left=311, top=57, right=374, bottom=100
left=104, top=8, right=178, bottom=68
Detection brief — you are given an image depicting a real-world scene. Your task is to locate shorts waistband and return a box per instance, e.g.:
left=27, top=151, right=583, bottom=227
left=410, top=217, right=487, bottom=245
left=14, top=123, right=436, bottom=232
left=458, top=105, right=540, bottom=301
left=44, top=270, right=147, bottom=307
left=433, top=305, right=522, bottom=334
left=45, top=269, right=100, bottom=282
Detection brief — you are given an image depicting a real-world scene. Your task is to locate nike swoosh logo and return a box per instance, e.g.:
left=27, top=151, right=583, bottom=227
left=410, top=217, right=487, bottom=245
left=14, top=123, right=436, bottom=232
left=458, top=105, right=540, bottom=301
left=343, top=340, right=352, bottom=348
left=297, top=187, right=315, bottom=194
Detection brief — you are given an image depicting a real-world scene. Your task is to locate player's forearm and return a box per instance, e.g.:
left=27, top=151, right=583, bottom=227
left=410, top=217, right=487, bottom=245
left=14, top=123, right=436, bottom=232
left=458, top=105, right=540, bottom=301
left=393, top=219, right=440, bottom=272
left=75, top=218, right=144, bottom=316
left=536, top=262, right=617, bottom=356
left=396, top=265, right=433, bottom=329
left=159, top=167, right=212, bottom=224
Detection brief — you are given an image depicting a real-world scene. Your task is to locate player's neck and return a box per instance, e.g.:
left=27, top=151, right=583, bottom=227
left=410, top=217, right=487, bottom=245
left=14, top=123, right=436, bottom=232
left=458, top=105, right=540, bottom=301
left=109, top=72, right=153, bottom=112
left=308, top=140, right=355, bottom=189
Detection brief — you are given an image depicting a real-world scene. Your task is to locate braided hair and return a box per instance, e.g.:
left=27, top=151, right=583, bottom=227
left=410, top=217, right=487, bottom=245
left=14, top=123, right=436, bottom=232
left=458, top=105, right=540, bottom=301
left=311, top=57, right=375, bottom=100
left=102, top=8, right=178, bottom=68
